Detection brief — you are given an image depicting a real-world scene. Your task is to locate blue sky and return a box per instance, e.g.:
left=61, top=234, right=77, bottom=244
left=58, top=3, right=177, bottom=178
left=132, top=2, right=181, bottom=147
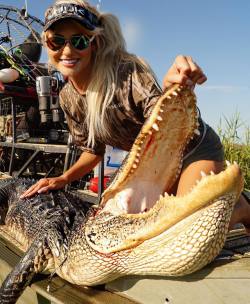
left=3, top=0, right=250, bottom=140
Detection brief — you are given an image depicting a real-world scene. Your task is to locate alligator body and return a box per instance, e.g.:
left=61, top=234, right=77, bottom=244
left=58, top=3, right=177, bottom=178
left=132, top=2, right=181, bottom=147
left=0, top=85, right=243, bottom=303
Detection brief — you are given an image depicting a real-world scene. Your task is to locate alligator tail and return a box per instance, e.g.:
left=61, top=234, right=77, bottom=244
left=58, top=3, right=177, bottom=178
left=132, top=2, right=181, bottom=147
left=0, top=240, right=41, bottom=304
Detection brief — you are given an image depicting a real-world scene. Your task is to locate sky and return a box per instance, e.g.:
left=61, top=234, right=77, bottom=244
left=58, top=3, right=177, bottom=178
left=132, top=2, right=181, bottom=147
left=2, top=0, right=250, bottom=141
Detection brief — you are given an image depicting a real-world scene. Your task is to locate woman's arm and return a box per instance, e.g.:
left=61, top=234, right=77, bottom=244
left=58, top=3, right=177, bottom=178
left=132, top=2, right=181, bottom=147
left=20, top=151, right=102, bottom=198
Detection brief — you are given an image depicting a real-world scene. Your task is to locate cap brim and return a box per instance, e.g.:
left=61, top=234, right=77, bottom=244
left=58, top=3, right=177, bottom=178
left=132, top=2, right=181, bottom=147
left=44, top=16, right=96, bottom=32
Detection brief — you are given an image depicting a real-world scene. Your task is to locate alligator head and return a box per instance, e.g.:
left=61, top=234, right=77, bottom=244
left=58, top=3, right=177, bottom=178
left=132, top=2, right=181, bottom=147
left=0, top=85, right=244, bottom=302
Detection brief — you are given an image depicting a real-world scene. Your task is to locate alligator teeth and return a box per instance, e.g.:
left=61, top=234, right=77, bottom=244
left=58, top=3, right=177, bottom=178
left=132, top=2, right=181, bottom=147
left=196, top=122, right=200, bottom=127
left=226, top=160, right=231, bottom=167
left=54, top=248, right=60, bottom=257
left=152, top=123, right=159, bottom=131
left=135, top=158, right=139, bottom=163
left=132, top=164, right=137, bottom=169
left=159, top=109, right=164, bottom=113
left=172, top=91, right=178, bottom=96
left=157, top=116, right=163, bottom=121
left=44, top=249, right=50, bottom=255
left=136, top=153, right=140, bottom=157
left=200, top=171, right=207, bottom=178
left=38, top=248, right=43, bottom=256
left=194, top=129, right=200, bottom=136
left=159, top=194, right=164, bottom=200
left=34, top=256, right=39, bottom=265
left=148, top=130, right=153, bottom=135
left=210, top=171, right=215, bottom=175
left=177, top=87, right=181, bottom=92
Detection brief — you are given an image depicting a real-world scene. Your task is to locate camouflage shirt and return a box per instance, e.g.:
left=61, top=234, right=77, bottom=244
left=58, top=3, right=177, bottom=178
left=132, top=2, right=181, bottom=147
left=59, top=62, right=162, bottom=156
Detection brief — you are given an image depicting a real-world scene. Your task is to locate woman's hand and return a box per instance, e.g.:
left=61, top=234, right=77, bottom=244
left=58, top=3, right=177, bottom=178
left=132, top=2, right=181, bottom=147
left=163, top=55, right=207, bottom=91
left=20, top=176, right=69, bottom=199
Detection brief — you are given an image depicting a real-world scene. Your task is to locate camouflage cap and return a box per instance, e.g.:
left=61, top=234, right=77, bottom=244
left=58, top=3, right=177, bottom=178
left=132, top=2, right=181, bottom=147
left=44, top=3, right=101, bottom=31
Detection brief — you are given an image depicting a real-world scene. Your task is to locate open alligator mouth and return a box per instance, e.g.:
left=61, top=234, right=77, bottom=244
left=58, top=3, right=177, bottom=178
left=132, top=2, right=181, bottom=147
left=84, top=85, right=243, bottom=257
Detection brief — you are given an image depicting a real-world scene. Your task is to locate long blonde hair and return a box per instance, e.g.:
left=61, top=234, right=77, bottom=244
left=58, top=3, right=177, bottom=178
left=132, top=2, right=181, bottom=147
left=46, top=0, right=158, bottom=148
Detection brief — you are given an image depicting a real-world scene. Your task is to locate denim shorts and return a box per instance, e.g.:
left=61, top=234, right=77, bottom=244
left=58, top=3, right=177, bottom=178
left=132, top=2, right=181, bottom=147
left=182, top=119, right=224, bottom=170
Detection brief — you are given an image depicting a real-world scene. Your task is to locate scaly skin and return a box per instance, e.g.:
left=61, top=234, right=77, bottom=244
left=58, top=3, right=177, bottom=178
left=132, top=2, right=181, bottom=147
left=0, top=85, right=243, bottom=303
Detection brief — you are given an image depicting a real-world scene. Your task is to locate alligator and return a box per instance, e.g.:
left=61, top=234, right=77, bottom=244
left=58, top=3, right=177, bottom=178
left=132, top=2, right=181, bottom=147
left=0, top=85, right=243, bottom=303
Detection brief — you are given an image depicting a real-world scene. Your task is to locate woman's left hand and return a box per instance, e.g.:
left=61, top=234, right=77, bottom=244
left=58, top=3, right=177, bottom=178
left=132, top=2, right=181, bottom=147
left=163, top=55, right=207, bottom=91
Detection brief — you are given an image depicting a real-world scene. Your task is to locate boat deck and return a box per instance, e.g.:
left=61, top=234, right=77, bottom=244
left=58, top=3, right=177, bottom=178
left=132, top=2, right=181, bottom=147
left=1, top=227, right=250, bottom=304
left=107, top=228, right=250, bottom=304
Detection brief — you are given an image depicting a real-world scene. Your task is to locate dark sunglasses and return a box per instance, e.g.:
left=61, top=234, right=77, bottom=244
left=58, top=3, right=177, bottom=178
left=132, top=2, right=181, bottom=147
left=45, top=34, right=95, bottom=51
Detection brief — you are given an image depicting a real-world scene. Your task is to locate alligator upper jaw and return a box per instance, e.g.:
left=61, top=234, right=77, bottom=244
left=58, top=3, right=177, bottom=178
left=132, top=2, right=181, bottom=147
left=101, top=85, right=199, bottom=213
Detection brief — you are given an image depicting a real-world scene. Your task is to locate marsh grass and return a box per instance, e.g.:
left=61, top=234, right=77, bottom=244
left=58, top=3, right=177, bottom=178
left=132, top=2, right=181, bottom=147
left=217, top=112, right=250, bottom=191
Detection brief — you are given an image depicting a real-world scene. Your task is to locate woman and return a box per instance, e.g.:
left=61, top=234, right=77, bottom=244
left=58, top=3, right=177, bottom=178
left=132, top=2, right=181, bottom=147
left=21, top=0, right=250, bottom=229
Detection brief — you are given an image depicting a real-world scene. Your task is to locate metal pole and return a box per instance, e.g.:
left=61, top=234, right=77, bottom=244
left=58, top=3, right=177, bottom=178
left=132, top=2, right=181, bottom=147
left=97, top=158, right=104, bottom=203
left=8, top=99, right=16, bottom=175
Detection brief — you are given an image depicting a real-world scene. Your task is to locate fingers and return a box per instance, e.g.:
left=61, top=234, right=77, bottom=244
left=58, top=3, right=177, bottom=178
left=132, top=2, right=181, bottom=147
left=183, top=56, right=207, bottom=85
left=20, top=178, right=50, bottom=198
left=20, top=177, right=67, bottom=199
left=163, top=71, right=191, bottom=88
left=37, top=185, right=54, bottom=194
left=163, top=55, right=207, bottom=90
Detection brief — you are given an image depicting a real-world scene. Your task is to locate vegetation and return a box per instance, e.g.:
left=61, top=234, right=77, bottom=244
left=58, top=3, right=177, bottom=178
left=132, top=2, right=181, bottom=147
left=217, top=112, right=250, bottom=191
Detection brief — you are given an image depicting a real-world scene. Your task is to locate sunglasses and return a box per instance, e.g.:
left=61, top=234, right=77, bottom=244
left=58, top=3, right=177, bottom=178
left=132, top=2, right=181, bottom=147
left=45, top=34, right=95, bottom=51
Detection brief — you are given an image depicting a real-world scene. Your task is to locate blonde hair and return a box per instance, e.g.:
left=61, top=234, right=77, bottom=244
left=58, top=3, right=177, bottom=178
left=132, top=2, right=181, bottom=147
left=46, top=0, right=158, bottom=148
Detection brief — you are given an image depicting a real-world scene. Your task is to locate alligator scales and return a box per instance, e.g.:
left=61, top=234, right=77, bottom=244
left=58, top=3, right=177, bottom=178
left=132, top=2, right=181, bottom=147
left=0, top=85, right=243, bottom=303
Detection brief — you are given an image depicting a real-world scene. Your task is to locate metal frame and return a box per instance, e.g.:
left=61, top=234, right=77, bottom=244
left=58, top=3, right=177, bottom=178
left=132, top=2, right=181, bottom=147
left=0, top=96, right=105, bottom=200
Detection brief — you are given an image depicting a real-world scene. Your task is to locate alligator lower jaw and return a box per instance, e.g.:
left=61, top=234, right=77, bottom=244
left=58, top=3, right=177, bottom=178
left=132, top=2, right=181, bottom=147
left=87, top=162, right=243, bottom=254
